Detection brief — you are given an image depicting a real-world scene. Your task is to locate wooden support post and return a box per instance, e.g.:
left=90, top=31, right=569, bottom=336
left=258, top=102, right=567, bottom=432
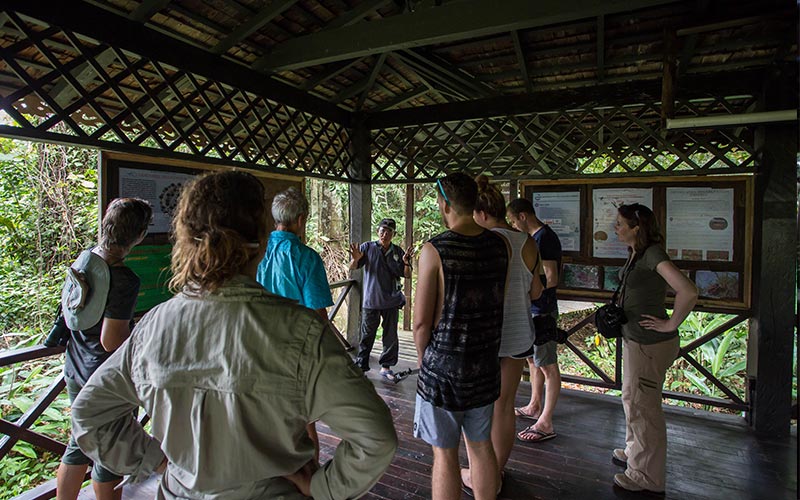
left=403, top=182, right=414, bottom=331
left=747, top=69, right=797, bottom=436
left=348, top=118, right=372, bottom=347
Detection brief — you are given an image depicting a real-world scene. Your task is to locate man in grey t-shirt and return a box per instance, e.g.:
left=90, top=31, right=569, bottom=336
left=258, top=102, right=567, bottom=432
left=349, top=218, right=412, bottom=380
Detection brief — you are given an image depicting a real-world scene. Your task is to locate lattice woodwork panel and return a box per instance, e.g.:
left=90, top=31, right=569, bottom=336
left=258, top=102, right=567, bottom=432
left=370, top=96, right=758, bottom=182
left=0, top=11, right=351, bottom=180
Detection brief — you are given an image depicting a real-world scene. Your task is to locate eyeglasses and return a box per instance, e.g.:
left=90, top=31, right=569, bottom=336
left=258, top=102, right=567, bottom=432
left=436, top=178, right=451, bottom=205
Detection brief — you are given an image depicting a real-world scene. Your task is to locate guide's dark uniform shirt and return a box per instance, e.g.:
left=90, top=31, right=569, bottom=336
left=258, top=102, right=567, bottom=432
left=355, top=241, right=406, bottom=310
left=417, top=230, right=508, bottom=412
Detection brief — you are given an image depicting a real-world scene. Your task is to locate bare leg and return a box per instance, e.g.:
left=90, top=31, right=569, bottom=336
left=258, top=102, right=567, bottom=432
left=92, top=479, right=123, bottom=500
left=493, top=358, right=525, bottom=469
left=527, top=363, right=560, bottom=435
left=431, top=446, right=461, bottom=500
left=464, top=436, right=499, bottom=500
left=517, top=358, right=543, bottom=417
left=56, top=463, right=88, bottom=500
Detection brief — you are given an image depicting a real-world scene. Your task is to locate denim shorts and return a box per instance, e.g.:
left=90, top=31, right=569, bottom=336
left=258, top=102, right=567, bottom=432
left=61, top=377, right=122, bottom=483
left=413, top=394, right=493, bottom=449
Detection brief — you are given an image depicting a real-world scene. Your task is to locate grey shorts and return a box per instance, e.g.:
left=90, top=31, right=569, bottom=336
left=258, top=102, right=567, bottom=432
left=62, top=377, right=123, bottom=483
left=533, top=341, right=558, bottom=367
left=413, top=394, right=493, bottom=449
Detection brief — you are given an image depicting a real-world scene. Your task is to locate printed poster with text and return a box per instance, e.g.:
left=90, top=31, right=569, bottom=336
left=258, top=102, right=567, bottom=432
left=531, top=191, right=581, bottom=251
left=592, top=188, right=653, bottom=258
left=666, top=188, right=734, bottom=261
left=118, top=167, right=196, bottom=233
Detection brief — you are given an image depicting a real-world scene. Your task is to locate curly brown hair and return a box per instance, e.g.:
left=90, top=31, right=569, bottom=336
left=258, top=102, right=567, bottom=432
left=169, top=170, right=267, bottom=293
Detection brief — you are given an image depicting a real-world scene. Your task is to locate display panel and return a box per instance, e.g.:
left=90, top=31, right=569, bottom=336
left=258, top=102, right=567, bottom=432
left=531, top=190, right=581, bottom=252
left=521, top=176, right=753, bottom=310
left=101, top=152, right=303, bottom=313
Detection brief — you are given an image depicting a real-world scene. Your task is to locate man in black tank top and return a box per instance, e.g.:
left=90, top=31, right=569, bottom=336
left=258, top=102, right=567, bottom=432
left=413, top=174, right=508, bottom=500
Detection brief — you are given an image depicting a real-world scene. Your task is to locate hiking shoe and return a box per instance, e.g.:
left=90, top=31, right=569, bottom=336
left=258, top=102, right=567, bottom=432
left=613, top=473, right=664, bottom=495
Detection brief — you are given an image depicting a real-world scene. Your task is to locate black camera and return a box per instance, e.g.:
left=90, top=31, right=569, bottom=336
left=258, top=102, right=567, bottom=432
left=44, top=308, right=70, bottom=347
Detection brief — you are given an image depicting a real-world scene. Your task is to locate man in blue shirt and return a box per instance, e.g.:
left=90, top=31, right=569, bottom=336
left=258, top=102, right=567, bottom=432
left=507, top=198, right=563, bottom=444
left=349, top=218, right=412, bottom=380
left=256, top=187, right=334, bottom=464
left=257, top=187, right=333, bottom=318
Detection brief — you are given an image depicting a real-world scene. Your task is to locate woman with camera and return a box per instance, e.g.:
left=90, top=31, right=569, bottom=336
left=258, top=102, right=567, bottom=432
left=57, top=198, right=152, bottom=500
left=612, top=203, right=697, bottom=494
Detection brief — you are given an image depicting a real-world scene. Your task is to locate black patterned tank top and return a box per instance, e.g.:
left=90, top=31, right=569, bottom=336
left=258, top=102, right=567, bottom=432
left=417, top=229, right=508, bottom=411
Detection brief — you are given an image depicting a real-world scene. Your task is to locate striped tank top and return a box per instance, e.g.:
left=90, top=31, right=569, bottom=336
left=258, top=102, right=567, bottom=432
left=417, top=229, right=508, bottom=411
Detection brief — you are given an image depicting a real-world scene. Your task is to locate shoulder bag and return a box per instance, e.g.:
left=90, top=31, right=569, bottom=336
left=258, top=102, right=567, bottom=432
left=595, top=254, right=637, bottom=339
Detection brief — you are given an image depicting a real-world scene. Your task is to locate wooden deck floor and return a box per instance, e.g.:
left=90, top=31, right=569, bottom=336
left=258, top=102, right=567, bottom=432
left=84, top=332, right=796, bottom=500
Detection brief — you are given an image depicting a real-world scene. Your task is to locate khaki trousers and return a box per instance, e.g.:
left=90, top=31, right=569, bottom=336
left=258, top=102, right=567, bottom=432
left=621, top=336, right=679, bottom=491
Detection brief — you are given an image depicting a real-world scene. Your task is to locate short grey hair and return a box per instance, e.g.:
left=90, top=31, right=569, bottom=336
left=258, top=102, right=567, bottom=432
left=271, top=187, right=309, bottom=225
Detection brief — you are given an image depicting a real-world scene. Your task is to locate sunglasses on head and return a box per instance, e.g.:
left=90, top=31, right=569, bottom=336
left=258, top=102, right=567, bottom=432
left=436, top=178, right=451, bottom=205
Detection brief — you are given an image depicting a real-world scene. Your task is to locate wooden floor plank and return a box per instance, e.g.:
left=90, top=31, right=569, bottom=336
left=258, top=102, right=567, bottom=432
left=75, top=331, right=796, bottom=500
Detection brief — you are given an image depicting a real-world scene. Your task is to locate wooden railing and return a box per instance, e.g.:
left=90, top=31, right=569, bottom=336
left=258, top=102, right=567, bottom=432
left=1, top=279, right=357, bottom=499
left=549, top=303, right=750, bottom=412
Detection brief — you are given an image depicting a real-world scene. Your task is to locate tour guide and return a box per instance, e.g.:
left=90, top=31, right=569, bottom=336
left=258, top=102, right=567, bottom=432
left=349, top=218, right=412, bottom=381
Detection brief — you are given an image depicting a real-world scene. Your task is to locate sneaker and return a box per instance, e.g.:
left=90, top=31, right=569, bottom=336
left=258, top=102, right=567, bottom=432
left=380, top=368, right=396, bottom=381
left=612, top=448, right=628, bottom=467
left=613, top=473, right=664, bottom=495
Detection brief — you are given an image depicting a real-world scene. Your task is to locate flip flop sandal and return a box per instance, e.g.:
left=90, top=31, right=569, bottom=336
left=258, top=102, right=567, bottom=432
left=516, top=426, right=557, bottom=443
left=514, top=407, right=539, bottom=421
left=461, top=473, right=504, bottom=498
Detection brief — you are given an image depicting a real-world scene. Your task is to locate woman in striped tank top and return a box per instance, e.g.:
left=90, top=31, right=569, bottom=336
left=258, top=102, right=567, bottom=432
left=460, top=175, right=544, bottom=494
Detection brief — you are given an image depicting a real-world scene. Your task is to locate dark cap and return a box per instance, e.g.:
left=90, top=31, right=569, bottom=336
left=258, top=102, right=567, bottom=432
left=378, top=218, right=397, bottom=231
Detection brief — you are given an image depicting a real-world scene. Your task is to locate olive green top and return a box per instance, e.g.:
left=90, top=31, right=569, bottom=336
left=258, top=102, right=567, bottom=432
left=71, top=275, right=397, bottom=499
left=621, top=245, right=678, bottom=345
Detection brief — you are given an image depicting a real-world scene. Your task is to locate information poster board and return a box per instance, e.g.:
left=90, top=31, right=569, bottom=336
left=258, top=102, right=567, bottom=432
left=666, top=188, right=734, bottom=261
left=592, top=188, right=653, bottom=258
left=101, top=152, right=303, bottom=313
left=531, top=191, right=581, bottom=252
left=521, top=176, right=753, bottom=311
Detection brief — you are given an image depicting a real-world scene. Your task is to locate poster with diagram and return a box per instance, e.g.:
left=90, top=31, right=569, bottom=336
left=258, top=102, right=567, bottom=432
left=118, top=167, right=195, bottom=233
left=592, top=188, right=653, bottom=258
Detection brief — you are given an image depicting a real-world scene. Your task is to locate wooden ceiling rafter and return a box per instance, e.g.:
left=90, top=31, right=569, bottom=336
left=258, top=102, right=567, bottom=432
left=212, top=0, right=300, bottom=55
left=251, top=0, right=680, bottom=72
left=130, top=0, right=172, bottom=23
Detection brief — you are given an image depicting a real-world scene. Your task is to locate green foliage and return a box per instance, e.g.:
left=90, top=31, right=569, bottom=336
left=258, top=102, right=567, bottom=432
left=0, top=135, right=98, bottom=496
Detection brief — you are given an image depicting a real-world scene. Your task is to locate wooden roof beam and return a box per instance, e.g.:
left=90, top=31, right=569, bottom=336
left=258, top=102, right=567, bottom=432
left=301, top=58, right=364, bottom=91
left=252, top=0, right=680, bottom=71
left=372, top=85, right=428, bottom=112
left=596, top=14, right=605, bottom=82
left=364, top=69, right=764, bottom=129
left=130, top=0, right=171, bottom=23
left=356, top=53, right=387, bottom=110
left=212, top=0, right=300, bottom=55
left=323, top=0, right=393, bottom=31
left=510, top=31, right=532, bottom=94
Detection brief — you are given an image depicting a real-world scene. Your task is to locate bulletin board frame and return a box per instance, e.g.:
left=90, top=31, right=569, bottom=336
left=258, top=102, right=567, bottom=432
left=521, top=175, right=754, bottom=312
left=99, top=152, right=304, bottom=312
